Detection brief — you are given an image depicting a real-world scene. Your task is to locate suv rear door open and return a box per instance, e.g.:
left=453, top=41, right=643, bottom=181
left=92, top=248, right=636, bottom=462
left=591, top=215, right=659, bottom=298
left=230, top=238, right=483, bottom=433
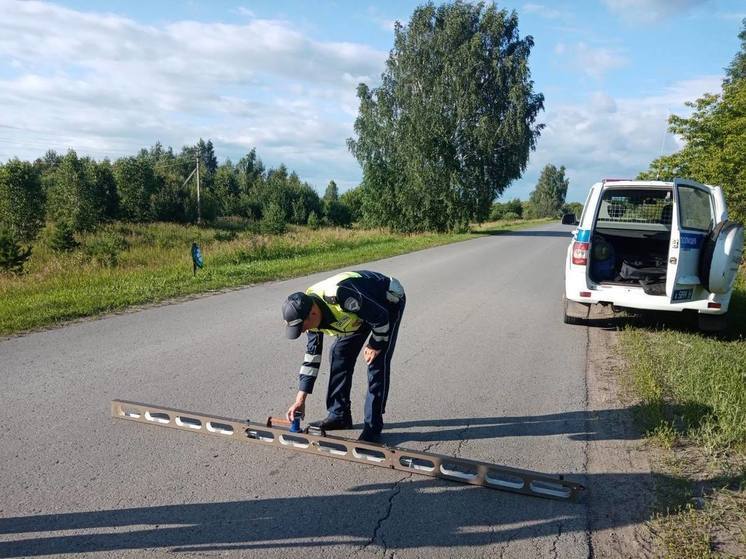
left=666, top=178, right=715, bottom=303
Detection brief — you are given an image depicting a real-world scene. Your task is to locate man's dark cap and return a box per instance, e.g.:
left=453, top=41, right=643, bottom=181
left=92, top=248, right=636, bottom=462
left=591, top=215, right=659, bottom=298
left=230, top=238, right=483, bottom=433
left=282, top=292, right=313, bottom=339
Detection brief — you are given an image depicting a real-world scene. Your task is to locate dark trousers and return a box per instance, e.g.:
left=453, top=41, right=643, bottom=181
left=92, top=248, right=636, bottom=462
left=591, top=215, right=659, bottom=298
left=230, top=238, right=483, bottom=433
left=326, top=298, right=405, bottom=432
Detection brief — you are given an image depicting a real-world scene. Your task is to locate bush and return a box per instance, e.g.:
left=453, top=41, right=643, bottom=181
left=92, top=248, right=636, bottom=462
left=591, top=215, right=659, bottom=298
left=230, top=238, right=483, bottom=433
left=0, top=227, right=32, bottom=274
left=489, top=206, right=504, bottom=221
left=84, top=231, right=128, bottom=267
left=502, top=211, right=520, bottom=220
left=49, top=222, right=79, bottom=253
left=307, top=211, right=320, bottom=230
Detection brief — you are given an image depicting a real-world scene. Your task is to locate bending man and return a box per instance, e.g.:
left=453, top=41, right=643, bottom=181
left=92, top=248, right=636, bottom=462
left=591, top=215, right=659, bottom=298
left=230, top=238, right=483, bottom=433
left=282, top=270, right=406, bottom=443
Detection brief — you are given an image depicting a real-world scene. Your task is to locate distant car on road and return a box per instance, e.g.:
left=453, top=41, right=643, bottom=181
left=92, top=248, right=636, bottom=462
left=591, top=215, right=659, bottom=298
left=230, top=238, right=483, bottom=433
left=564, top=178, right=743, bottom=331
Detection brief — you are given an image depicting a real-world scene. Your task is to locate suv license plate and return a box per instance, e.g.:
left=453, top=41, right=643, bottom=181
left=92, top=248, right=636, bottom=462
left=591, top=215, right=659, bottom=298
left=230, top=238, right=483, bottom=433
left=673, top=289, right=693, bottom=301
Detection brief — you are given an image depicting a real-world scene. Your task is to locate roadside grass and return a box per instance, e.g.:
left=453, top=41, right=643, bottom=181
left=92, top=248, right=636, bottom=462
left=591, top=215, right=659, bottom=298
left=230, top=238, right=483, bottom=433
left=621, top=270, right=746, bottom=452
left=619, top=267, right=746, bottom=558
left=0, top=218, right=550, bottom=336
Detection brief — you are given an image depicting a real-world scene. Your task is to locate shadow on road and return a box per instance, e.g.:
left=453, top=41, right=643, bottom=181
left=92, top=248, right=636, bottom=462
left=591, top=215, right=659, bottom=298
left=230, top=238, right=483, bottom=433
left=383, top=408, right=642, bottom=446
left=0, top=474, right=662, bottom=557
left=1, top=468, right=741, bottom=558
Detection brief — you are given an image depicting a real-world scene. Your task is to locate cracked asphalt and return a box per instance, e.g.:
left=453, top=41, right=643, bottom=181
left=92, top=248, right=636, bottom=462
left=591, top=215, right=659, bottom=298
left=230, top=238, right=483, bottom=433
left=0, top=223, right=594, bottom=558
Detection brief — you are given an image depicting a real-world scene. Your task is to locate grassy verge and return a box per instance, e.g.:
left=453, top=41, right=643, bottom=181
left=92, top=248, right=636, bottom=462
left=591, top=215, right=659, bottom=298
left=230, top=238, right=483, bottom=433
left=0, top=218, right=551, bottom=336
left=619, top=268, right=746, bottom=558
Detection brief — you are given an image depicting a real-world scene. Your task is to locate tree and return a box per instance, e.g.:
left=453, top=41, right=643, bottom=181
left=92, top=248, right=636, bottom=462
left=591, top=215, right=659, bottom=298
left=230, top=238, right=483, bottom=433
left=489, top=197, right=523, bottom=220
left=261, top=201, right=287, bottom=234
left=725, top=18, right=746, bottom=85
left=0, top=226, right=32, bottom=274
left=340, top=186, right=364, bottom=222
left=91, top=159, right=118, bottom=220
left=237, top=148, right=265, bottom=193
left=0, top=159, right=44, bottom=242
left=213, top=161, right=241, bottom=216
left=47, top=151, right=103, bottom=232
left=528, top=164, right=569, bottom=218
left=114, top=155, right=158, bottom=221
left=325, top=200, right=353, bottom=227
left=49, top=221, right=79, bottom=253
left=323, top=180, right=339, bottom=203
left=348, top=2, right=544, bottom=232
left=638, top=19, right=746, bottom=224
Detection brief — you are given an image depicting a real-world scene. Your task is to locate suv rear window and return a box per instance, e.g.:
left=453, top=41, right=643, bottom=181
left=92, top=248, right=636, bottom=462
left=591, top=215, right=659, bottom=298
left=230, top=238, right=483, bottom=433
left=597, top=189, right=672, bottom=227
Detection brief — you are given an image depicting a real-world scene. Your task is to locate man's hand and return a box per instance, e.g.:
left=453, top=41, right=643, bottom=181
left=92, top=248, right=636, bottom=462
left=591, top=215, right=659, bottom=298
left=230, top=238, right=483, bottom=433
left=286, top=391, right=307, bottom=422
left=363, top=345, right=381, bottom=365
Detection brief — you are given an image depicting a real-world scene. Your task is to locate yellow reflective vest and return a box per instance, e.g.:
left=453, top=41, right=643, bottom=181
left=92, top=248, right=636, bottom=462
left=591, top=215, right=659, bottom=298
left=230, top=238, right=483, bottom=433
left=306, top=271, right=363, bottom=336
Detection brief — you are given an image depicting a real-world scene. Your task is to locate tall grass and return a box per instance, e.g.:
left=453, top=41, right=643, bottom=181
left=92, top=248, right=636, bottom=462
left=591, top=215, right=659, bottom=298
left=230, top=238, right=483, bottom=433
left=0, top=219, right=550, bottom=335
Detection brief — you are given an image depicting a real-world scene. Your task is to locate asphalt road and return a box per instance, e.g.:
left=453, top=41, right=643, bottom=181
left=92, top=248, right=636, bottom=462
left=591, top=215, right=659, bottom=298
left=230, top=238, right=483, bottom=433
left=0, top=223, right=596, bottom=558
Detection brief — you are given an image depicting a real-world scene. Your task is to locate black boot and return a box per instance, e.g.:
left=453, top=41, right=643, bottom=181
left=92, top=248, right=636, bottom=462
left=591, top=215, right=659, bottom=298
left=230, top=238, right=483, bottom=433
left=309, top=413, right=352, bottom=431
left=357, top=426, right=382, bottom=443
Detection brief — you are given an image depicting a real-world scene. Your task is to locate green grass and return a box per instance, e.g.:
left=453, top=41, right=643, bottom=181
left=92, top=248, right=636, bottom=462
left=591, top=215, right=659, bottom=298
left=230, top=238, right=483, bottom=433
left=619, top=267, right=746, bottom=557
left=620, top=269, right=746, bottom=452
left=0, top=218, right=550, bottom=336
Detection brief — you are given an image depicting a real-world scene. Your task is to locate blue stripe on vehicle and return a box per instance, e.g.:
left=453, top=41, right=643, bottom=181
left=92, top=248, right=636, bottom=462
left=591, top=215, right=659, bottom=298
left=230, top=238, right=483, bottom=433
left=575, top=229, right=591, bottom=242
left=681, top=232, right=705, bottom=251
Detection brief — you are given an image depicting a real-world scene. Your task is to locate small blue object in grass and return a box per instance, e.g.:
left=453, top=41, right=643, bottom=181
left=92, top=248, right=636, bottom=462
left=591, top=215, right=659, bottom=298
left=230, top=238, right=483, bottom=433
left=191, top=242, right=204, bottom=276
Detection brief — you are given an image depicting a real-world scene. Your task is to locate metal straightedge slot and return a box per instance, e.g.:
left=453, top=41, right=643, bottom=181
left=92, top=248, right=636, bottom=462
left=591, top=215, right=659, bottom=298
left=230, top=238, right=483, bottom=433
left=111, top=400, right=585, bottom=501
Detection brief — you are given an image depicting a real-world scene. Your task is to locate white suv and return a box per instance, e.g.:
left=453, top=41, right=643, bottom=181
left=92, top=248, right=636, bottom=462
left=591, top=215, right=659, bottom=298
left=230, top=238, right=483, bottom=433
left=564, top=179, right=743, bottom=331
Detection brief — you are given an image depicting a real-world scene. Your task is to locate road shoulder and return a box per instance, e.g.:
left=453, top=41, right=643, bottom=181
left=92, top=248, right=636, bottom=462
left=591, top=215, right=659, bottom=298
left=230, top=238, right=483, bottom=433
left=584, top=311, right=656, bottom=557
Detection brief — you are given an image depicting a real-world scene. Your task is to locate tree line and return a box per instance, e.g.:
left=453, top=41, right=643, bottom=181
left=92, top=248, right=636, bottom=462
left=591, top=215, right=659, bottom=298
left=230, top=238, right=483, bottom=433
left=1, top=140, right=358, bottom=231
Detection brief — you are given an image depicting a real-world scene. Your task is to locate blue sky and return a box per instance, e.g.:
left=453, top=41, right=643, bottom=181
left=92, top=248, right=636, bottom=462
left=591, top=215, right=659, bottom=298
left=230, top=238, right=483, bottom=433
left=0, top=1, right=744, bottom=202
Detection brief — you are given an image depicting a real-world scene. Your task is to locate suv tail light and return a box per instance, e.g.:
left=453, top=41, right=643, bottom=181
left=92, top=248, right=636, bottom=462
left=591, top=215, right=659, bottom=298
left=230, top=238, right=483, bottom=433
left=572, top=242, right=590, bottom=266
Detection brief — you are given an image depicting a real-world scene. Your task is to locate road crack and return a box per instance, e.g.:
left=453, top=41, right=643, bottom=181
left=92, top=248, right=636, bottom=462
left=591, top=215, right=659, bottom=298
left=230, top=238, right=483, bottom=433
left=550, top=523, right=563, bottom=559
left=454, top=420, right=471, bottom=458
left=358, top=473, right=413, bottom=558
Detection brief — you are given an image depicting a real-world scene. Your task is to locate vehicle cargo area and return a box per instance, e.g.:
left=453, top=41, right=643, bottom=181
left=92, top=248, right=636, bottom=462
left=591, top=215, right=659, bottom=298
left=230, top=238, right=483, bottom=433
left=588, top=188, right=672, bottom=295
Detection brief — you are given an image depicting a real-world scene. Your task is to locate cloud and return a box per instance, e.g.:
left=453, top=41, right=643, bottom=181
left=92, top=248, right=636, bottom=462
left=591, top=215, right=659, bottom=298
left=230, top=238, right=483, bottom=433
left=234, top=6, right=255, bottom=18
left=554, top=42, right=628, bottom=79
left=505, top=75, right=723, bottom=202
left=602, top=0, right=709, bottom=23
left=0, top=1, right=387, bottom=189
left=522, top=3, right=564, bottom=20
left=367, top=6, right=401, bottom=33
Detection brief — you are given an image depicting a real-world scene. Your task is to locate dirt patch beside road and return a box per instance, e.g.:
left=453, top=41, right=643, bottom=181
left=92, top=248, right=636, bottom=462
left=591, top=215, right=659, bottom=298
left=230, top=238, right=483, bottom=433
left=583, top=308, right=657, bottom=557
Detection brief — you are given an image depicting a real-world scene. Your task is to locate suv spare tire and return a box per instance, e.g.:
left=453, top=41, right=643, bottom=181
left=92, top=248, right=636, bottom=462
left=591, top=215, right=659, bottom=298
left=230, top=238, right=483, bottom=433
left=698, top=220, right=744, bottom=293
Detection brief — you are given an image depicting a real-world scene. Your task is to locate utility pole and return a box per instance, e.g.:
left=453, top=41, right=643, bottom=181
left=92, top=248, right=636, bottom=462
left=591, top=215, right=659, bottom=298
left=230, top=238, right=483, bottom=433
left=196, top=150, right=202, bottom=225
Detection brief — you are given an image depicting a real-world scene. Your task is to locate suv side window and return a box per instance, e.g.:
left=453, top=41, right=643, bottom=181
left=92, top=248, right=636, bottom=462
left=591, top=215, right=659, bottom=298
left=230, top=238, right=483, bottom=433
left=678, top=185, right=713, bottom=231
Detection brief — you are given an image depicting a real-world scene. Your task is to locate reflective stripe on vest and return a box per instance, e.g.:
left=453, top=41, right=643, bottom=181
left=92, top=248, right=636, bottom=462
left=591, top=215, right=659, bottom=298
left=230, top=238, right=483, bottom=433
left=306, top=271, right=362, bottom=336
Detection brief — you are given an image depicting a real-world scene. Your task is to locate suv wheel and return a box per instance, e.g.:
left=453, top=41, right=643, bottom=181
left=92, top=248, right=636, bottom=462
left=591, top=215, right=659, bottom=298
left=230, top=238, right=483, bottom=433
left=697, top=312, right=728, bottom=333
left=563, top=295, right=586, bottom=325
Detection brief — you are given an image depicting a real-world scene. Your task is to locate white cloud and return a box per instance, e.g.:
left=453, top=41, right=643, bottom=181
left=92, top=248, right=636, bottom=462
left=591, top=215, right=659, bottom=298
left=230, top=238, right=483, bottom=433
left=0, top=1, right=387, bottom=189
left=234, top=6, right=255, bottom=18
left=367, top=6, right=401, bottom=33
left=522, top=3, right=564, bottom=20
left=602, top=0, right=709, bottom=23
left=554, top=42, right=628, bottom=79
left=505, top=75, right=723, bottom=202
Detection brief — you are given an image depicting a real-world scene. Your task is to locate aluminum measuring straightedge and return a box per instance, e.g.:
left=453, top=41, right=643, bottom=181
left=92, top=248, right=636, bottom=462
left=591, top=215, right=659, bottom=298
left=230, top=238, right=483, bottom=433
left=111, top=399, right=585, bottom=501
